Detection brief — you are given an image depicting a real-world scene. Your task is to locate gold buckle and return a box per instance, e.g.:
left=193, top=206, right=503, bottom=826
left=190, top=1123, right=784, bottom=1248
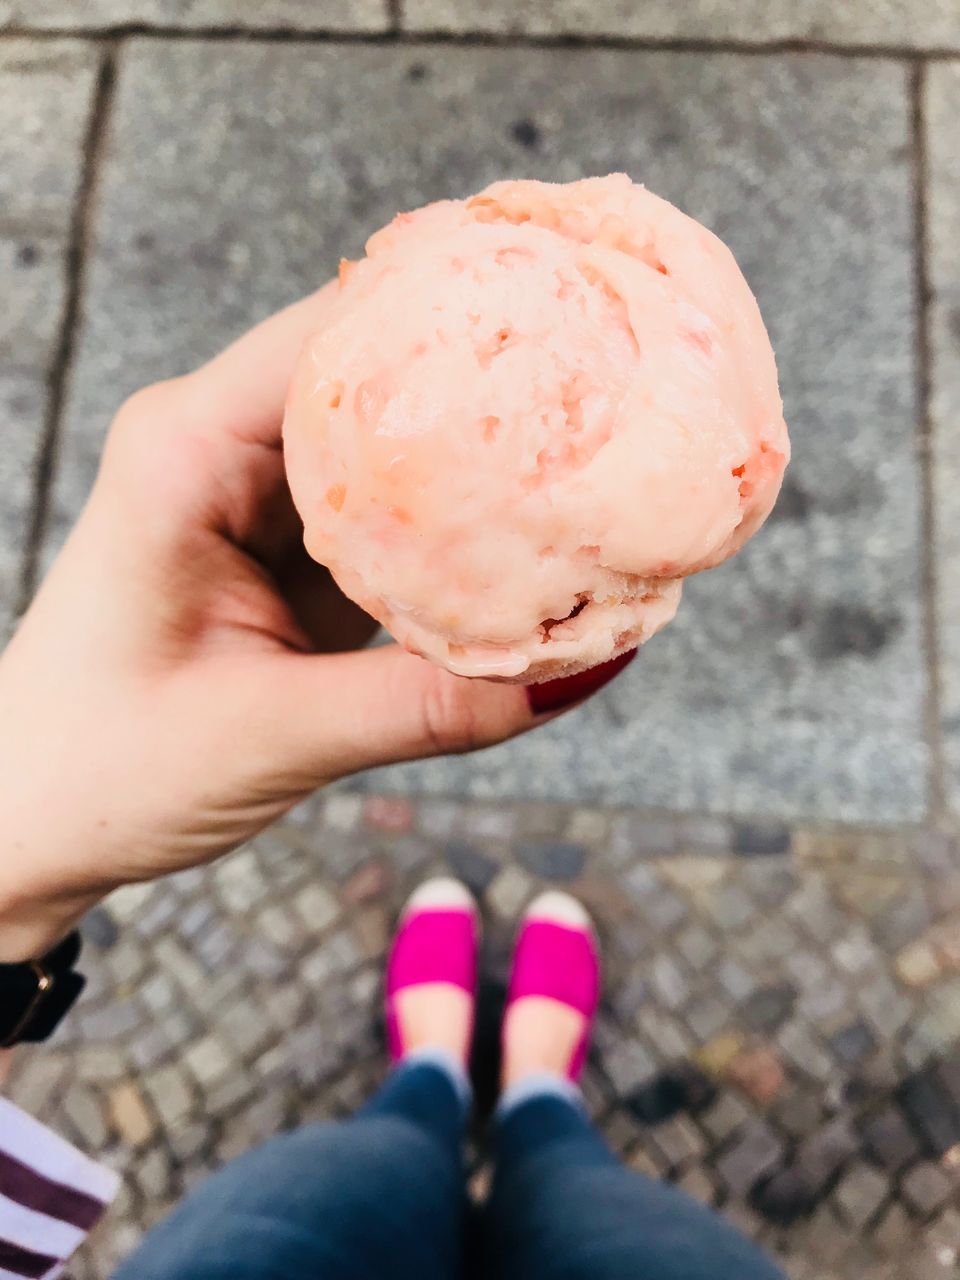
left=1, top=962, right=54, bottom=1049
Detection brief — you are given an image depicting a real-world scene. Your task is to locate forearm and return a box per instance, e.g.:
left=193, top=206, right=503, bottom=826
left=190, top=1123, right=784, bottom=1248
left=0, top=754, right=118, bottom=961
left=0, top=585, right=149, bottom=961
left=0, top=789, right=99, bottom=962
left=0, top=795, right=95, bottom=962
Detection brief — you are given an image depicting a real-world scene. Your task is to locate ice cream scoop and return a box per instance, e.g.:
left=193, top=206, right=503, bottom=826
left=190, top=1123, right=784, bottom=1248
left=283, top=174, right=790, bottom=682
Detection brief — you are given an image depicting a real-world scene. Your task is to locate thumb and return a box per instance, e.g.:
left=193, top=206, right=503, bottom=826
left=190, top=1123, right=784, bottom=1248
left=256, top=642, right=637, bottom=787
left=263, top=643, right=536, bottom=783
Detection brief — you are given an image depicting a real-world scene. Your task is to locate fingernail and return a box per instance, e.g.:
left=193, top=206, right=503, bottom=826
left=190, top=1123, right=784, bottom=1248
left=526, top=648, right=637, bottom=716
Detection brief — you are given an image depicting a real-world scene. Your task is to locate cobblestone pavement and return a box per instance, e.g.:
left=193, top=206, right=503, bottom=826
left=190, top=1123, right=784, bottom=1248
left=6, top=795, right=959, bottom=1278
left=3, top=4, right=960, bottom=1278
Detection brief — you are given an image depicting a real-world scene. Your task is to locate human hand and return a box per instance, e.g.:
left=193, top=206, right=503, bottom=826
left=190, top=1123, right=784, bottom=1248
left=0, top=288, right=632, bottom=961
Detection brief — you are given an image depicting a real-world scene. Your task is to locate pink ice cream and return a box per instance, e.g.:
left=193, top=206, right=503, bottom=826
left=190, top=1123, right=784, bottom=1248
left=283, top=174, right=790, bottom=682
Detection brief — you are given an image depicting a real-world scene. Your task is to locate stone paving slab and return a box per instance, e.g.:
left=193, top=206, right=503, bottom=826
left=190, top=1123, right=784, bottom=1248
left=0, top=1, right=389, bottom=32
left=45, top=43, right=926, bottom=823
left=7, top=798, right=958, bottom=1277
left=928, top=64, right=960, bottom=819
left=403, top=0, right=960, bottom=49
left=0, top=41, right=98, bottom=640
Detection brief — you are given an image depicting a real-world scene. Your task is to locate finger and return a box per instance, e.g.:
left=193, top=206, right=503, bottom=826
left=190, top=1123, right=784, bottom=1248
left=100, top=283, right=340, bottom=541
left=185, top=279, right=340, bottom=448
left=233, top=459, right=379, bottom=652
left=274, top=550, right=381, bottom=653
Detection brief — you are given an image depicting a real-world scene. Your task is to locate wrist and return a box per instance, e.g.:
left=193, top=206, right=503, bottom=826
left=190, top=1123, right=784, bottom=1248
left=0, top=884, right=97, bottom=963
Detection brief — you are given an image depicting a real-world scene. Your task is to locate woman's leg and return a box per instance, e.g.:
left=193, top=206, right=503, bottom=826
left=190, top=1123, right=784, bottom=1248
left=484, top=1084, right=784, bottom=1280
left=114, top=1054, right=469, bottom=1280
left=482, top=891, right=783, bottom=1280
left=114, top=878, right=480, bottom=1280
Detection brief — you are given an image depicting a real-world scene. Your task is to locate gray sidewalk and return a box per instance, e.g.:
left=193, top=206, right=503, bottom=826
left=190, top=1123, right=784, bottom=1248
left=1, top=4, right=959, bottom=1277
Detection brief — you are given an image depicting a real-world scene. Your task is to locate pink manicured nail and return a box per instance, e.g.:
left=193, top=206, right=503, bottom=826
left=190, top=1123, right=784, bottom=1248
left=525, top=648, right=637, bottom=715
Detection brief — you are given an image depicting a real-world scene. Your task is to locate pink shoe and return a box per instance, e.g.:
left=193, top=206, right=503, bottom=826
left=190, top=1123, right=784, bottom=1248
left=385, top=877, right=479, bottom=1064
left=504, top=891, right=601, bottom=1082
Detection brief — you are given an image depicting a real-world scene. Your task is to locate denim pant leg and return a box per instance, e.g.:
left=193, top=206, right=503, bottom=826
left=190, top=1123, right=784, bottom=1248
left=482, top=1093, right=784, bottom=1280
left=113, top=1061, right=468, bottom=1280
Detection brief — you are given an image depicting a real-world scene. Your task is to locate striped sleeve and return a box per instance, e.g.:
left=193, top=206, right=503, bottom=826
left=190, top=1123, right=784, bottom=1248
left=0, top=1099, right=119, bottom=1279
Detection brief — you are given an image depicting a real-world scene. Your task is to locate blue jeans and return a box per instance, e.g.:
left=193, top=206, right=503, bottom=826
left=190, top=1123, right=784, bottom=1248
left=116, top=1062, right=783, bottom=1280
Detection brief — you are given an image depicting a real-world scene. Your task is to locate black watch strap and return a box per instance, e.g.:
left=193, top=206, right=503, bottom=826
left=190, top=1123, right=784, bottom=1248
left=0, top=931, right=85, bottom=1047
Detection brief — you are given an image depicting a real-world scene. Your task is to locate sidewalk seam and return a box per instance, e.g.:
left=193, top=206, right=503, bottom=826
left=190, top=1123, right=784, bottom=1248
left=17, top=39, right=118, bottom=611
left=0, top=29, right=959, bottom=60
left=910, top=61, right=947, bottom=823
